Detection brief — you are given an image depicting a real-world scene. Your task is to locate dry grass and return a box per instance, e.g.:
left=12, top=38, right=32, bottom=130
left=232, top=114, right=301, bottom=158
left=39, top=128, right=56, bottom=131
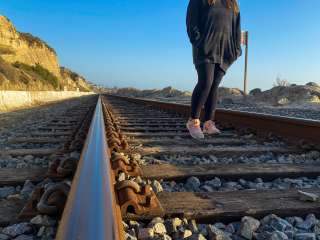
left=0, top=57, right=56, bottom=90
left=13, top=62, right=60, bottom=89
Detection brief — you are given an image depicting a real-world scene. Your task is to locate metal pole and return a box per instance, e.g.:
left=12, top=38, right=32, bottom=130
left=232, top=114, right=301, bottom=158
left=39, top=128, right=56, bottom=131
left=243, top=31, right=249, bottom=96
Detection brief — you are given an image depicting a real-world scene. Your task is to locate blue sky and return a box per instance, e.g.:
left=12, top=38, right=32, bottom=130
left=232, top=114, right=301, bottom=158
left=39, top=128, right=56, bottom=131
left=1, top=0, right=320, bottom=91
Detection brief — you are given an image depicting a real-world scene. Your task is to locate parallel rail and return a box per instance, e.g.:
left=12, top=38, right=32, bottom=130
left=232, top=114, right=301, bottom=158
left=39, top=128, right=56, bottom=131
left=107, top=94, right=320, bottom=148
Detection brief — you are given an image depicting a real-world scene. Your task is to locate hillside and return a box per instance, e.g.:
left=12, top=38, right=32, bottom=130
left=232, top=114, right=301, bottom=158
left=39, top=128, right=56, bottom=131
left=113, top=86, right=244, bottom=99
left=107, top=86, right=244, bottom=104
left=0, top=15, right=91, bottom=91
left=113, top=86, right=192, bottom=98
left=107, top=83, right=320, bottom=106
left=60, top=67, right=92, bottom=92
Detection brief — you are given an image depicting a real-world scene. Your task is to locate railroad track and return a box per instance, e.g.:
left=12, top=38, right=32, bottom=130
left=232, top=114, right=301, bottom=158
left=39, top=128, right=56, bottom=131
left=1, top=94, right=320, bottom=239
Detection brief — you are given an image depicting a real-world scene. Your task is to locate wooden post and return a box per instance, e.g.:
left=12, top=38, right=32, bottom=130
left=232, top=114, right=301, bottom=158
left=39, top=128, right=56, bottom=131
left=241, top=31, right=249, bottom=96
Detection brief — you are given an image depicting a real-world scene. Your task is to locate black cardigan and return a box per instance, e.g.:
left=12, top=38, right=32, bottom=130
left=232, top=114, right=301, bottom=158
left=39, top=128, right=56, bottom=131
left=186, top=0, right=242, bottom=71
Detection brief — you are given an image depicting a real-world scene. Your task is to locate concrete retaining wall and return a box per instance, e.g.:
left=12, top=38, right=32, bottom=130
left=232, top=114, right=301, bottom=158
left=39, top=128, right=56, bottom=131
left=0, top=91, right=95, bottom=112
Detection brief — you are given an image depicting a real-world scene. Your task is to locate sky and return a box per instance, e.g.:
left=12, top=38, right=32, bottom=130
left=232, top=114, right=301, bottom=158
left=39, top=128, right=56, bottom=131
left=0, top=0, right=320, bottom=91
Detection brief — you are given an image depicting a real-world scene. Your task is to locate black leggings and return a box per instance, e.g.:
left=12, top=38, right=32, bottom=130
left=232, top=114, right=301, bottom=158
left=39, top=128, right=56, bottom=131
left=191, top=63, right=225, bottom=121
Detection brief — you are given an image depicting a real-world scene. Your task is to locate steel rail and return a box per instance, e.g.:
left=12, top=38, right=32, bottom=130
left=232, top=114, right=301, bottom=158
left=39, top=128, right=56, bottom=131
left=106, top=95, right=320, bottom=148
left=56, top=96, right=124, bottom=240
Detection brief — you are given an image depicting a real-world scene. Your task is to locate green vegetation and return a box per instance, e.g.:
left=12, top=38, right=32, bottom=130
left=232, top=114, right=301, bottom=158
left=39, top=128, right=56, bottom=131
left=19, top=32, right=56, bottom=54
left=70, top=71, right=80, bottom=80
left=12, top=62, right=59, bottom=89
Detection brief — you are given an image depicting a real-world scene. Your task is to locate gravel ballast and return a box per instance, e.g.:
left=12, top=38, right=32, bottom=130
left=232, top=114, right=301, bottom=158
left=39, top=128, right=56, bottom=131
left=124, top=214, right=320, bottom=240
left=137, top=150, right=320, bottom=166
left=162, top=176, right=320, bottom=193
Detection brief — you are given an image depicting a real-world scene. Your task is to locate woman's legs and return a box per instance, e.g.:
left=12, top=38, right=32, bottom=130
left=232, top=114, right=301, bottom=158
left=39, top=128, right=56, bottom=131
left=204, top=65, right=225, bottom=121
left=188, top=63, right=215, bottom=139
left=190, top=63, right=215, bottom=119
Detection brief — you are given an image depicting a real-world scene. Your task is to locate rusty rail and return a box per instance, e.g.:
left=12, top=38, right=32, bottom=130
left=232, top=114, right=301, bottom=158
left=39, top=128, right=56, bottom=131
left=56, top=96, right=124, bottom=240
left=106, top=95, right=320, bottom=148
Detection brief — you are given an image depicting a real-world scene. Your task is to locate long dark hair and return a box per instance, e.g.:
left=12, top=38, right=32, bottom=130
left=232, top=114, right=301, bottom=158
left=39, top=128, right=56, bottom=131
left=208, top=0, right=239, bottom=14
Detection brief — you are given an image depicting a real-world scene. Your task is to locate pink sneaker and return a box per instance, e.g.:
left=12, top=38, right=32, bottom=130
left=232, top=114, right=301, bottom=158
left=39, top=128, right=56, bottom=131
left=186, top=119, right=204, bottom=139
left=203, top=120, right=221, bottom=135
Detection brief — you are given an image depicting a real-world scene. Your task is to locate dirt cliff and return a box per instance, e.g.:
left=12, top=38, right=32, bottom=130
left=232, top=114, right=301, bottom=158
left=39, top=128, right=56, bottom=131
left=0, top=15, right=91, bottom=91
left=0, top=16, right=60, bottom=77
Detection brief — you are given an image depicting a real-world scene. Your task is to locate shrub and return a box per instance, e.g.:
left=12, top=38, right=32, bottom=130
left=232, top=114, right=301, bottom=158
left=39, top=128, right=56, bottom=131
left=273, top=77, right=290, bottom=87
left=249, top=88, right=262, bottom=96
left=12, top=62, right=59, bottom=89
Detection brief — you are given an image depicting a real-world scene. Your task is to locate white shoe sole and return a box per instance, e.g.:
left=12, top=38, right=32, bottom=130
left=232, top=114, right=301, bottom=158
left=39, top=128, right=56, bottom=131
left=203, top=130, right=221, bottom=135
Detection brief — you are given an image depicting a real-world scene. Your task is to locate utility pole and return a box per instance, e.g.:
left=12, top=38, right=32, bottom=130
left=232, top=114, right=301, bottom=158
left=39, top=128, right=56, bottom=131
left=241, top=31, right=249, bottom=96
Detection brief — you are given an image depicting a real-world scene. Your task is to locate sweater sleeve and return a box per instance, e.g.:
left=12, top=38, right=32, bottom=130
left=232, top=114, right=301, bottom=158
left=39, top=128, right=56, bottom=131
left=235, top=13, right=242, bottom=57
left=186, top=0, right=202, bottom=47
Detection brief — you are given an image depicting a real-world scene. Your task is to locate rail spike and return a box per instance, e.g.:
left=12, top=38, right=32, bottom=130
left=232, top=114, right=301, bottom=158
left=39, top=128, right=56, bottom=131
left=37, top=182, right=70, bottom=215
left=18, top=182, right=70, bottom=219
left=47, top=155, right=78, bottom=178
left=115, top=180, right=164, bottom=218
left=57, top=157, right=78, bottom=177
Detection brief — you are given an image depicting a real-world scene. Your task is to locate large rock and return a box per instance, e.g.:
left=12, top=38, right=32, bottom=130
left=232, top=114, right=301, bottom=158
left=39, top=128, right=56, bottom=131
left=152, top=223, right=167, bottom=235
left=207, top=225, right=231, bottom=240
left=185, top=177, right=201, bottom=191
left=238, top=216, right=260, bottom=240
left=296, top=214, right=318, bottom=230
left=151, top=180, right=163, bottom=194
left=306, top=82, right=319, bottom=87
left=250, top=84, right=320, bottom=105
